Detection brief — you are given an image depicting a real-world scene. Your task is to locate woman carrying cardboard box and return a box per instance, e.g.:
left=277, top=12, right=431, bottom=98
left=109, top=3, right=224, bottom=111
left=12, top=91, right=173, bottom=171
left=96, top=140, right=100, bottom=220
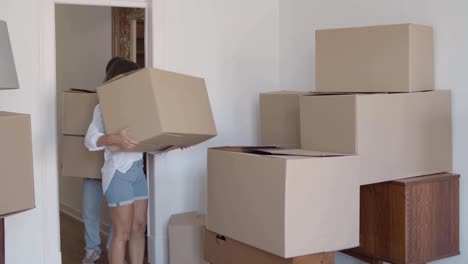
left=81, top=57, right=123, bottom=264
left=85, top=58, right=148, bottom=264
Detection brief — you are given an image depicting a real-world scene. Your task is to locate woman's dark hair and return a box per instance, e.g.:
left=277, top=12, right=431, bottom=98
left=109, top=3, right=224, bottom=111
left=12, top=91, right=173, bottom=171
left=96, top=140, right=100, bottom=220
left=105, top=58, right=141, bottom=82
left=105, top=57, right=126, bottom=74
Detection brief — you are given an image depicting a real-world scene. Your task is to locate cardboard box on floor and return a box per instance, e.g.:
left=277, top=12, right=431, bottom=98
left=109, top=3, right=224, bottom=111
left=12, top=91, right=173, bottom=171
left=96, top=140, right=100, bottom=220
left=61, top=135, right=103, bottom=179
left=259, top=91, right=310, bottom=148
left=97, top=68, right=217, bottom=152
left=316, top=24, right=434, bottom=93
left=300, top=91, right=452, bottom=185
left=0, top=112, right=35, bottom=218
left=205, top=229, right=335, bottom=264
left=207, top=147, right=360, bottom=258
left=168, top=212, right=209, bottom=264
left=62, top=90, right=98, bottom=136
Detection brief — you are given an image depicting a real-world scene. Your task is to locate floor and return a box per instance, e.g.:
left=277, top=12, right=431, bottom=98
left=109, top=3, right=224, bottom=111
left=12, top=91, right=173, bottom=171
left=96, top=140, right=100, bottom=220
left=60, top=212, right=149, bottom=264
left=60, top=212, right=110, bottom=264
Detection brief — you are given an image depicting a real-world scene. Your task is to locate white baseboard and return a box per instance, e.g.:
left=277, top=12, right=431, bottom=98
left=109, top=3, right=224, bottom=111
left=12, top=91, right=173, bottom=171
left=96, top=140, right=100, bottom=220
left=52, top=251, right=62, bottom=264
left=147, top=235, right=156, bottom=264
left=59, top=203, right=110, bottom=235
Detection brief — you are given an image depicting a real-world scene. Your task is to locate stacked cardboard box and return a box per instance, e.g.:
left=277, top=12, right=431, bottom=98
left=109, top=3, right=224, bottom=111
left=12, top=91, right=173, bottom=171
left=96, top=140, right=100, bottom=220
left=202, top=23, right=457, bottom=264
left=261, top=24, right=452, bottom=185
left=205, top=229, right=335, bottom=264
left=315, top=24, right=434, bottom=93
left=168, top=210, right=338, bottom=263
left=204, top=147, right=353, bottom=262
left=260, top=90, right=452, bottom=185
left=0, top=112, right=35, bottom=218
left=300, top=91, right=451, bottom=185
left=61, top=90, right=103, bottom=179
left=255, top=23, right=458, bottom=263
left=259, top=91, right=311, bottom=148
left=207, top=147, right=359, bottom=258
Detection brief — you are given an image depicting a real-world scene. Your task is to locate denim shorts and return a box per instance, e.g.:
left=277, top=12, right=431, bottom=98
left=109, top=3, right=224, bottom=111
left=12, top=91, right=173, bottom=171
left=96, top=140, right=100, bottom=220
left=105, top=160, right=148, bottom=208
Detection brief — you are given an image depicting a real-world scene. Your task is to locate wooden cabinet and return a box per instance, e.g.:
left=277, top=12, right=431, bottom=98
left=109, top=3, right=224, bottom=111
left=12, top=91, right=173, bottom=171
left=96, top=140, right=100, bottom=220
left=345, top=173, right=459, bottom=264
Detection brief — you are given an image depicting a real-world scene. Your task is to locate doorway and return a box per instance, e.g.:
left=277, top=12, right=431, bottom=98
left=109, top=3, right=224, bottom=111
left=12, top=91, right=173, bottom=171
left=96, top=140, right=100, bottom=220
left=55, top=4, right=149, bottom=263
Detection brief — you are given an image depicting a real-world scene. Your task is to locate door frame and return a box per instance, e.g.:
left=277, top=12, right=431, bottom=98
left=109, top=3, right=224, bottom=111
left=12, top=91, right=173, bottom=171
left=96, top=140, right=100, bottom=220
left=39, top=0, right=166, bottom=263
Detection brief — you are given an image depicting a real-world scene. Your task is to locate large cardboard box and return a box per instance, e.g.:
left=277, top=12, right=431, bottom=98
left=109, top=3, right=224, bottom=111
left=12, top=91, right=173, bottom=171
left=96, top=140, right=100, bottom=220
left=259, top=91, right=310, bottom=148
left=316, top=24, right=434, bottom=93
left=207, top=147, right=360, bottom=258
left=97, top=68, right=217, bottom=152
left=205, top=229, right=335, bottom=264
left=168, top=212, right=208, bottom=264
left=0, top=112, right=35, bottom=217
left=300, top=91, right=452, bottom=185
left=62, top=90, right=98, bottom=136
left=61, top=135, right=103, bottom=179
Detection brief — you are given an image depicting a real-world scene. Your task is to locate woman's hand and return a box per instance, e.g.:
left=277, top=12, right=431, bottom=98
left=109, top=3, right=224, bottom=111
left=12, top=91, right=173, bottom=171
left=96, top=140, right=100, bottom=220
left=115, top=128, right=139, bottom=150
left=98, top=128, right=139, bottom=150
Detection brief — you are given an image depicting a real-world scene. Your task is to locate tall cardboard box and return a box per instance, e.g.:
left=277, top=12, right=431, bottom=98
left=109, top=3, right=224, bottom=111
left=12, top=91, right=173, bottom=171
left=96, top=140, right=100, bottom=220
left=300, top=91, right=452, bottom=185
left=97, top=68, right=217, bottom=152
left=0, top=112, right=35, bottom=217
left=259, top=91, right=310, bottom=147
left=205, top=229, right=335, bottom=264
left=207, top=147, right=360, bottom=258
left=61, top=135, right=103, bottom=179
left=168, top=212, right=208, bottom=264
left=316, top=24, right=434, bottom=93
left=62, top=90, right=98, bottom=136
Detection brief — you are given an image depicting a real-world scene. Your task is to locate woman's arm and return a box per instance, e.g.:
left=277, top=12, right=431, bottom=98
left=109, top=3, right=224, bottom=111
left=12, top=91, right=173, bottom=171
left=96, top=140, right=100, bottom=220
left=85, top=105, right=139, bottom=151
left=97, top=128, right=139, bottom=150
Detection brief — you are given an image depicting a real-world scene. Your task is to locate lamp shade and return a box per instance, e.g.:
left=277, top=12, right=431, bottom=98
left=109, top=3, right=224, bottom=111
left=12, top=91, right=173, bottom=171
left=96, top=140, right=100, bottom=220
left=0, top=20, right=19, bottom=89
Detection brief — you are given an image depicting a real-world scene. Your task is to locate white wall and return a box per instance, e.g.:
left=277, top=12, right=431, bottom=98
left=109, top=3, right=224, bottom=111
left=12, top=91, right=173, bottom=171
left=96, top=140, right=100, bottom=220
left=56, top=5, right=112, bottom=91
left=279, top=0, right=468, bottom=263
left=55, top=3, right=112, bottom=228
left=0, top=0, right=50, bottom=263
left=150, top=1, right=279, bottom=263
left=3, top=0, right=465, bottom=263
left=0, top=2, right=113, bottom=263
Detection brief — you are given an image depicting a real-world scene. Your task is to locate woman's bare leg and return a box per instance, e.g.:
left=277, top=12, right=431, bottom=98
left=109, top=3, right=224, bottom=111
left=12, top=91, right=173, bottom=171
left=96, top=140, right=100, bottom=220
left=128, top=199, right=148, bottom=264
left=109, top=204, right=133, bottom=264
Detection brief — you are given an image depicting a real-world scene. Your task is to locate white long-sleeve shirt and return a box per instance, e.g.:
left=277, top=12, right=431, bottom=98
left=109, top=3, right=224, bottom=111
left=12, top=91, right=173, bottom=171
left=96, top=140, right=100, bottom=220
left=85, top=104, right=143, bottom=193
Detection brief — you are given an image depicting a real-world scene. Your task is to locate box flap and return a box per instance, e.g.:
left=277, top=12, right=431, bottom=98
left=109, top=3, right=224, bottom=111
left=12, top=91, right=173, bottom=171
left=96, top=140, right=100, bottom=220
left=260, top=91, right=313, bottom=95
left=302, top=92, right=388, bottom=97
left=211, top=146, right=277, bottom=152
left=68, top=88, right=96, bottom=93
left=302, top=91, right=440, bottom=98
left=253, top=148, right=351, bottom=157
left=211, top=146, right=350, bottom=157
